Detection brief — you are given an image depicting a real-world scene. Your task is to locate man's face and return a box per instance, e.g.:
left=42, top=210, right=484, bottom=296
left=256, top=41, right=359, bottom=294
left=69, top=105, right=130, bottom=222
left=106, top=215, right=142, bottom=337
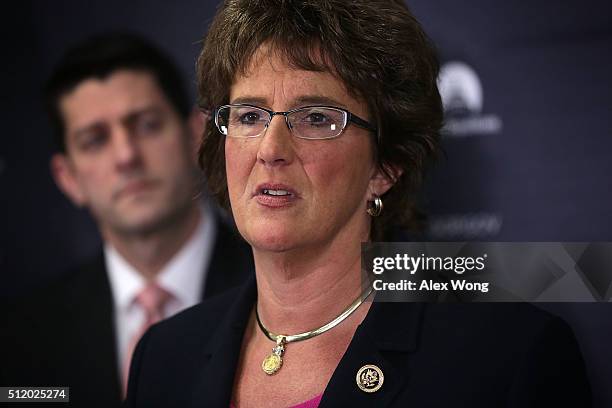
left=52, top=69, right=200, bottom=237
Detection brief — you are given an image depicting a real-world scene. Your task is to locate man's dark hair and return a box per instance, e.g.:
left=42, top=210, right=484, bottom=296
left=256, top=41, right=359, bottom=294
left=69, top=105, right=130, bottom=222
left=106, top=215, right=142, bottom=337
left=197, top=0, right=443, bottom=240
left=44, top=32, right=191, bottom=152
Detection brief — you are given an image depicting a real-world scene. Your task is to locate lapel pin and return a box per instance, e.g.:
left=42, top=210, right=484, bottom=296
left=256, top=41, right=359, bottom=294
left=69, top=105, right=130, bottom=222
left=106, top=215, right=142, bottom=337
left=356, top=364, right=384, bottom=393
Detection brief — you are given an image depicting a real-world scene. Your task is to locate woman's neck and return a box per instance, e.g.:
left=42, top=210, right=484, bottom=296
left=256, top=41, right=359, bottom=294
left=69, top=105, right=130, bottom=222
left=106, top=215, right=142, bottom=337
left=253, top=234, right=370, bottom=336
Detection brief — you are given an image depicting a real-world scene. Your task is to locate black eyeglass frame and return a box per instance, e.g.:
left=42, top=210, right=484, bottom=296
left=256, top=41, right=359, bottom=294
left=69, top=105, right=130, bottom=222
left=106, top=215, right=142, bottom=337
left=214, top=103, right=378, bottom=140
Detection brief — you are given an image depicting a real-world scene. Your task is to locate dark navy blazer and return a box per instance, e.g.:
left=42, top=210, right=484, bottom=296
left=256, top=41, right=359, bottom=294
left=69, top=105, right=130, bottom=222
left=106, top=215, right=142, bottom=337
left=0, top=215, right=253, bottom=408
left=124, top=276, right=591, bottom=407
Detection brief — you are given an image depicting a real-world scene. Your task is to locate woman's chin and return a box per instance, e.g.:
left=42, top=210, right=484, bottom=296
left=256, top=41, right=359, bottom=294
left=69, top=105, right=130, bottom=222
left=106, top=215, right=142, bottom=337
left=248, top=234, right=297, bottom=253
left=237, top=217, right=292, bottom=249
left=243, top=224, right=305, bottom=253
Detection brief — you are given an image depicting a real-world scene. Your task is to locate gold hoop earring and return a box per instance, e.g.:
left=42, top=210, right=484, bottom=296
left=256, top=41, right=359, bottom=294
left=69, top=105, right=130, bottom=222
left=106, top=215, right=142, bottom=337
left=367, top=195, right=383, bottom=217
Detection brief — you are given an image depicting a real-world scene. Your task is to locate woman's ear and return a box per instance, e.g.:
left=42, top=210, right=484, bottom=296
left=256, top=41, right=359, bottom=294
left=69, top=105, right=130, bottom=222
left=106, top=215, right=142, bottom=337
left=369, top=164, right=403, bottom=197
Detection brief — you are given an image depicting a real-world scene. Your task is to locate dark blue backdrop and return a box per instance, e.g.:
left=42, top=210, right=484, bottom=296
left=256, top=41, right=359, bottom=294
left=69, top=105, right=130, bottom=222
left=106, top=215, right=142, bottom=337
left=2, top=1, right=611, bottom=405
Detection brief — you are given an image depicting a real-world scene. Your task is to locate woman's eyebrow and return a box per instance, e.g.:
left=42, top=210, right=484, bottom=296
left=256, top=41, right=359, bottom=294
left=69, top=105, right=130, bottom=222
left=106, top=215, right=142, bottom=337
left=230, top=96, right=268, bottom=105
left=229, top=95, right=347, bottom=109
left=293, top=95, right=345, bottom=108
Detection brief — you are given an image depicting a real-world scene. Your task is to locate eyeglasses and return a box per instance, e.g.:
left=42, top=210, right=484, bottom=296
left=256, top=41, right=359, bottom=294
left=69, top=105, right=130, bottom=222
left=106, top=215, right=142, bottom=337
left=214, top=104, right=377, bottom=140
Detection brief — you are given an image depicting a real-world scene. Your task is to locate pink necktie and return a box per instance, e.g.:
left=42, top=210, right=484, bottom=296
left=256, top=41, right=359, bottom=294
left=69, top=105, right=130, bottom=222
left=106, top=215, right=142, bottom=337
left=122, top=282, right=172, bottom=396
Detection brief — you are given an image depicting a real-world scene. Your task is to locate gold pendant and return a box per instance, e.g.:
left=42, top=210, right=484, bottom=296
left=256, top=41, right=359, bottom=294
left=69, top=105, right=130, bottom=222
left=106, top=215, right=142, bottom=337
left=262, top=336, right=285, bottom=375
left=262, top=352, right=282, bottom=375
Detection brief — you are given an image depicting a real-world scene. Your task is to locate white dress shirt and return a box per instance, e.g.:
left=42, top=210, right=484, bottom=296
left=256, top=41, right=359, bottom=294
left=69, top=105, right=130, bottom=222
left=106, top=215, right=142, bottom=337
left=105, top=204, right=216, bottom=380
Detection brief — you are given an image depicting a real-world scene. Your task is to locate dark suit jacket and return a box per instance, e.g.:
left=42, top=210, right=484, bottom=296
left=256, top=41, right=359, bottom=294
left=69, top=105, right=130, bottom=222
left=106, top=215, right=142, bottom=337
left=0, top=216, right=254, bottom=408
left=124, top=276, right=592, bottom=407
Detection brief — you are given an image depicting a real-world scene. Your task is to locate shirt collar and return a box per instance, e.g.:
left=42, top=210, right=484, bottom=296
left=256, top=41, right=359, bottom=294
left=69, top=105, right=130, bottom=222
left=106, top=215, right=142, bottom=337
left=105, top=244, right=145, bottom=312
left=158, top=203, right=216, bottom=308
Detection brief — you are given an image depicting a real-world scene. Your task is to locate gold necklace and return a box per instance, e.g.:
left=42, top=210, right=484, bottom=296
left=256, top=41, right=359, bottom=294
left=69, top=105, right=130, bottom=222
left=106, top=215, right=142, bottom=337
left=256, top=286, right=374, bottom=375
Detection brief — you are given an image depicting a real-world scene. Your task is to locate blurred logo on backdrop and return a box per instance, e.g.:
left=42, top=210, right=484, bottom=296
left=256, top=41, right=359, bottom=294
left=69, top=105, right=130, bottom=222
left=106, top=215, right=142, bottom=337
left=428, top=213, right=503, bottom=240
left=438, top=61, right=503, bottom=137
left=427, top=62, right=504, bottom=240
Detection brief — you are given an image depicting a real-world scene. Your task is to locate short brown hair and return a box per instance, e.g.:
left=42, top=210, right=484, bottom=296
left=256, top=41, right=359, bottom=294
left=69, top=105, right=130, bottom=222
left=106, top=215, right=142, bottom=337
left=197, top=0, right=442, bottom=240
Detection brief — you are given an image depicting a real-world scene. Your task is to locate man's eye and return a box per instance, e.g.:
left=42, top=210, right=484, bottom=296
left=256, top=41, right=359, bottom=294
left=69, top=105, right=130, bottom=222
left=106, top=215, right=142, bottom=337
left=135, top=117, right=162, bottom=135
left=80, top=133, right=108, bottom=151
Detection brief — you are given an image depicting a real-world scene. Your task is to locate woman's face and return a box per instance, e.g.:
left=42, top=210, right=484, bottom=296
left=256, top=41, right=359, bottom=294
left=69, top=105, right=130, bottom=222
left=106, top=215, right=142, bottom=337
left=225, top=50, right=382, bottom=253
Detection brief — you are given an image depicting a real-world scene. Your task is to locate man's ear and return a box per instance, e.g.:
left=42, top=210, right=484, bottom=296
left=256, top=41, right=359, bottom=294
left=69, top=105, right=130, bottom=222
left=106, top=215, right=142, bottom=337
left=186, top=106, right=207, bottom=162
left=50, top=154, right=87, bottom=207
left=369, top=164, right=403, bottom=197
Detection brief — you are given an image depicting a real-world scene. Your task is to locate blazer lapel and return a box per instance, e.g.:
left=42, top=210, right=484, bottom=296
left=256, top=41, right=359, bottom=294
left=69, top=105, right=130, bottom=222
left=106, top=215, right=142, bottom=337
left=320, top=301, right=424, bottom=407
left=83, top=256, right=122, bottom=399
left=190, top=277, right=424, bottom=408
left=66, top=254, right=122, bottom=406
left=190, top=277, right=257, bottom=408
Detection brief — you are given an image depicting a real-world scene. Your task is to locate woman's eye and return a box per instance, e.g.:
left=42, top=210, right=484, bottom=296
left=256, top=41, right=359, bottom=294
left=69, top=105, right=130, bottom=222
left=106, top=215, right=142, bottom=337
left=304, top=112, right=329, bottom=125
left=239, top=111, right=261, bottom=125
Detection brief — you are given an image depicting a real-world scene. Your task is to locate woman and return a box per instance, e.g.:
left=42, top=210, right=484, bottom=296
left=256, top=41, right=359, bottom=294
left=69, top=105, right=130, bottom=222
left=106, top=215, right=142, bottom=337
left=125, top=1, right=591, bottom=406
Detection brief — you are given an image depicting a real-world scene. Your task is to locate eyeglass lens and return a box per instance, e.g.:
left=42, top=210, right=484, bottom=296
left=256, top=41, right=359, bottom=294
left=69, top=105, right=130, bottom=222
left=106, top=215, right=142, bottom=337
left=217, top=106, right=348, bottom=139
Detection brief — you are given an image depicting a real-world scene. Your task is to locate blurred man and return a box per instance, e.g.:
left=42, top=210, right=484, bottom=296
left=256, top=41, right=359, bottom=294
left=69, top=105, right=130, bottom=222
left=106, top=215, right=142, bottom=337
left=0, top=33, right=253, bottom=407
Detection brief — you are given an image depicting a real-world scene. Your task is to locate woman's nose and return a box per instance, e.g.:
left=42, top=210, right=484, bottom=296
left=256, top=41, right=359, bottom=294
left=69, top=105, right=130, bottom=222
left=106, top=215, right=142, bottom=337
left=256, top=115, right=295, bottom=167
